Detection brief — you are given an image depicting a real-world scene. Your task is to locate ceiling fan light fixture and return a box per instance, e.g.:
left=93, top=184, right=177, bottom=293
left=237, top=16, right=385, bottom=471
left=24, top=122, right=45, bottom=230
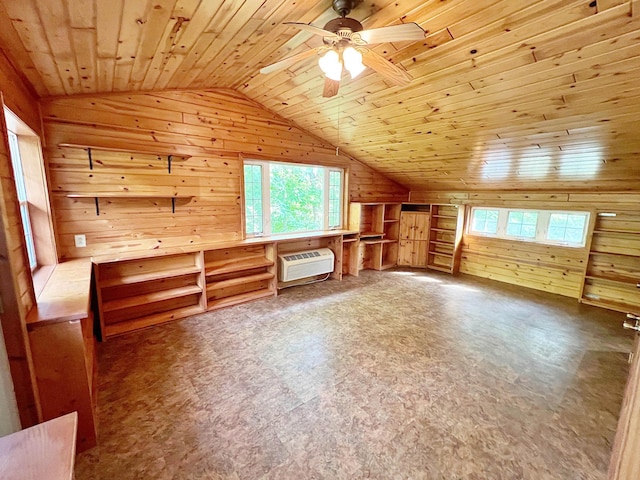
left=319, top=49, right=342, bottom=81
left=343, top=46, right=365, bottom=78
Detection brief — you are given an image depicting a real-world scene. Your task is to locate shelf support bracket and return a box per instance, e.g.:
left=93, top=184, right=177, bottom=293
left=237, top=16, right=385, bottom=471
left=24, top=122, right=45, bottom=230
left=171, top=197, right=176, bottom=214
left=167, top=155, right=172, bottom=174
left=94, top=197, right=100, bottom=216
left=87, top=148, right=93, bottom=170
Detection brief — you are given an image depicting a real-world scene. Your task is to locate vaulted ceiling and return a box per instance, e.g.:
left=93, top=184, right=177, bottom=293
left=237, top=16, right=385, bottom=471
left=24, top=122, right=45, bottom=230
left=1, top=0, right=639, bottom=191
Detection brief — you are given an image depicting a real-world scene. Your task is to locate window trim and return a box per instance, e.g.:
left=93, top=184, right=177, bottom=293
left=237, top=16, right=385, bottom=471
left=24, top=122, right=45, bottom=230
left=468, top=207, right=590, bottom=248
left=242, top=158, right=345, bottom=238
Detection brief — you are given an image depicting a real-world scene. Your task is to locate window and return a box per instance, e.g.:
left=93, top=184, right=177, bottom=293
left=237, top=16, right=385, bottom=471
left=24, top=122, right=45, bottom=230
left=243, top=160, right=344, bottom=236
left=469, top=207, right=589, bottom=247
left=506, top=211, right=538, bottom=238
left=471, top=208, right=499, bottom=234
left=7, top=131, right=37, bottom=269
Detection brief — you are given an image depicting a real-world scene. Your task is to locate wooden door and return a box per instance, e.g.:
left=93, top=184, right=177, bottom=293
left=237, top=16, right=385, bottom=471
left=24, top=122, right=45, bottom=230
left=399, top=212, right=416, bottom=240
left=608, top=328, right=640, bottom=479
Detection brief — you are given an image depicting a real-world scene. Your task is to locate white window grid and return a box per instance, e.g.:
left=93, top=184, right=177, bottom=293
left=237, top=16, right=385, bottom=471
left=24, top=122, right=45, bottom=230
left=243, top=159, right=344, bottom=237
left=468, top=207, right=590, bottom=247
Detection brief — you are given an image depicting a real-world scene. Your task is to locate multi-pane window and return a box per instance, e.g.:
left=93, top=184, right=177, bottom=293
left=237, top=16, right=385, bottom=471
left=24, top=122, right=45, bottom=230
left=471, top=209, right=499, bottom=234
left=243, top=164, right=264, bottom=236
left=469, top=207, right=589, bottom=247
left=7, top=131, right=37, bottom=269
left=328, top=170, right=341, bottom=229
left=547, top=213, right=587, bottom=244
left=506, top=211, right=538, bottom=238
left=243, top=160, right=343, bottom=237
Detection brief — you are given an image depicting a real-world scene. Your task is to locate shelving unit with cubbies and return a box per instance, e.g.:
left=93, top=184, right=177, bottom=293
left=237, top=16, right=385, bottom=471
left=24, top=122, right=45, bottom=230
left=349, top=202, right=401, bottom=271
left=580, top=211, right=640, bottom=313
left=94, top=252, right=205, bottom=338
left=427, top=204, right=465, bottom=274
left=204, top=244, right=276, bottom=310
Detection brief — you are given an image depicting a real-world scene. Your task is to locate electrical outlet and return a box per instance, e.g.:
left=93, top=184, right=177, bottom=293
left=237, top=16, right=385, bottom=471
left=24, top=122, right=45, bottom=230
left=74, top=234, right=87, bottom=248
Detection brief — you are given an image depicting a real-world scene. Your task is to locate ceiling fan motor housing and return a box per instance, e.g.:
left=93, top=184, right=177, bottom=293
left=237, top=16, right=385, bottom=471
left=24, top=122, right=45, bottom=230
left=323, top=17, right=363, bottom=35
left=332, top=0, right=356, bottom=17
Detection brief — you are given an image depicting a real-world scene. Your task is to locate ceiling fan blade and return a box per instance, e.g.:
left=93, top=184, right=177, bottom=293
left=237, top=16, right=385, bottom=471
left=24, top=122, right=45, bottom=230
left=357, top=23, right=425, bottom=45
left=284, top=22, right=341, bottom=41
left=322, top=77, right=340, bottom=98
left=260, top=47, right=323, bottom=75
left=361, top=49, right=412, bottom=86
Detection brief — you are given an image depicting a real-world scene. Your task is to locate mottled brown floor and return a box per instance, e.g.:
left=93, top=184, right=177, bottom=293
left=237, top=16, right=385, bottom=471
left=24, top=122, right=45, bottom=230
left=75, top=269, right=633, bottom=480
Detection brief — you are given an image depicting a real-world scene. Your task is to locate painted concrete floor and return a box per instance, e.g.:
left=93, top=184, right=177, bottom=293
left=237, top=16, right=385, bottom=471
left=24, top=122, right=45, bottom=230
left=75, top=269, right=633, bottom=479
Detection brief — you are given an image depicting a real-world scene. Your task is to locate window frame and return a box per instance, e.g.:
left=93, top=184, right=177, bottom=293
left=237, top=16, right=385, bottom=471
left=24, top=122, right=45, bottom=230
left=243, top=159, right=345, bottom=238
left=468, top=207, right=590, bottom=248
left=7, top=130, right=37, bottom=270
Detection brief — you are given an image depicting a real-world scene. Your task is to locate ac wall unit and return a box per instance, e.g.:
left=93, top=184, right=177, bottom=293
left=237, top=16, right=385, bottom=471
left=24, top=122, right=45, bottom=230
left=278, top=248, right=335, bottom=282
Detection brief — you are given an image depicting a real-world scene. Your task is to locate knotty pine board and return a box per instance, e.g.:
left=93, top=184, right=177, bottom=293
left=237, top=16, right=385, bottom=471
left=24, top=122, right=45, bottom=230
left=42, top=89, right=407, bottom=259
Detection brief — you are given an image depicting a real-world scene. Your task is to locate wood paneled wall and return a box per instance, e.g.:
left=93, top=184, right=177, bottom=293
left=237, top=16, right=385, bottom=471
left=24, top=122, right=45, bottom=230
left=0, top=48, right=40, bottom=427
left=41, top=89, right=407, bottom=259
left=410, top=190, right=640, bottom=299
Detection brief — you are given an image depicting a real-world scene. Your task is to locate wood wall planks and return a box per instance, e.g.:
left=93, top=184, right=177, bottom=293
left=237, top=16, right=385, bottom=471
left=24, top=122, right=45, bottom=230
left=410, top=190, right=640, bottom=299
left=0, top=51, right=40, bottom=427
left=41, top=89, right=407, bottom=259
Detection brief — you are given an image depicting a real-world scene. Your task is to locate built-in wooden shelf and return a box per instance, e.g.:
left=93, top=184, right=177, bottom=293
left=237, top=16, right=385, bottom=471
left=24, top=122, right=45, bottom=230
left=206, top=272, right=274, bottom=292
left=584, top=274, right=639, bottom=287
left=205, top=256, right=273, bottom=276
left=208, top=288, right=275, bottom=310
left=58, top=143, right=190, bottom=172
left=581, top=296, right=639, bottom=315
left=104, top=304, right=205, bottom=338
left=593, top=229, right=639, bottom=235
left=360, top=231, right=385, bottom=238
left=427, top=204, right=465, bottom=274
left=580, top=210, right=640, bottom=313
left=99, top=265, right=202, bottom=288
left=65, top=193, right=193, bottom=215
left=103, top=285, right=202, bottom=313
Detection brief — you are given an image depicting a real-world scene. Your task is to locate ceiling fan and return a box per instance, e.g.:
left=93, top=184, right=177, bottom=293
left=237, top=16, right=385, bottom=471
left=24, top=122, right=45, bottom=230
left=260, top=0, right=425, bottom=98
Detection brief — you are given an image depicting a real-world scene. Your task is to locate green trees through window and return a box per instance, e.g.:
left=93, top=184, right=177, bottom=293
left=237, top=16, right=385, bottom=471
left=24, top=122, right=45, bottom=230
left=244, top=160, right=343, bottom=236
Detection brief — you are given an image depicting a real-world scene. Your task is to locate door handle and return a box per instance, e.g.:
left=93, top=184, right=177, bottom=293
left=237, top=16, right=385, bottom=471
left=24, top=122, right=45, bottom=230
left=624, top=313, right=640, bottom=332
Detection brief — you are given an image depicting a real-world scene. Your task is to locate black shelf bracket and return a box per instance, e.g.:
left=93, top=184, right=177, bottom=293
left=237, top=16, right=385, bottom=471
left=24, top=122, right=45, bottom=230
left=167, top=155, right=172, bottom=174
left=87, top=148, right=93, bottom=170
left=171, top=197, right=176, bottom=213
left=94, top=197, right=100, bottom=216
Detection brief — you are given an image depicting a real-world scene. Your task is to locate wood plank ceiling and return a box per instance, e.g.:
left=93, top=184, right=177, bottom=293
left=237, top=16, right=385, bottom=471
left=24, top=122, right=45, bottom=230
left=1, top=0, right=639, bottom=192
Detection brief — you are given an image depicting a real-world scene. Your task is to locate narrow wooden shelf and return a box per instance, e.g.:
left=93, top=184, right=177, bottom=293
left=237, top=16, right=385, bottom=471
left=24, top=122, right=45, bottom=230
left=208, top=288, right=275, bottom=310
left=205, top=257, right=273, bottom=276
left=100, top=265, right=202, bottom=288
left=360, top=231, right=385, bottom=238
left=427, top=264, right=454, bottom=273
left=430, top=240, right=454, bottom=247
left=58, top=143, right=191, bottom=159
left=65, top=193, right=192, bottom=199
left=429, top=251, right=453, bottom=258
left=103, top=285, right=202, bottom=312
left=589, top=250, right=637, bottom=258
left=361, top=239, right=384, bottom=245
left=206, top=272, right=274, bottom=292
left=432, top=214, right=457, bottom=219
left=584, top=274, right=640, bottom=287
left=342, top=237, right=358, bottom=243
left=580, top=297, right=640, bottom=315
left=104, top=305, right=204, bottom=338
left=383, top=219, right=399, bottom=223
left=430, top=227, right=455, bottom=233
left=593, top=229, right=640, bottom=235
